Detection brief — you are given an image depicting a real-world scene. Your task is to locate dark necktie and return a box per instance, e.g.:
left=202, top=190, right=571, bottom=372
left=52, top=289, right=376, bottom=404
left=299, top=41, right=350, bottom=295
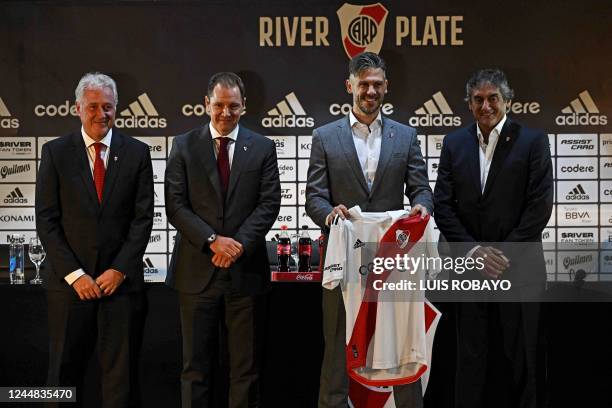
left=93, top=142, right=105, bottom=203
left=217, top=137, right=230, bottom=197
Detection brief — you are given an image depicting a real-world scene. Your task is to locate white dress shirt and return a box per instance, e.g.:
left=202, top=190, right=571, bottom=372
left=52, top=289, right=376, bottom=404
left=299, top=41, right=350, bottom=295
left=467, top=114, right=508, bottom=258
left=210, top=122, right=238, bottom=169
left=477, top=114, right=507, bottom=192
left=64, top=127, right=113, bottom=285
left=349, top=110, right=383, bottom=190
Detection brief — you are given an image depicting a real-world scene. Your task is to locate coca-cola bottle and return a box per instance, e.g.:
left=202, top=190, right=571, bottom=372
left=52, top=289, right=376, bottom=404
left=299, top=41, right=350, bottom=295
left=277, top=225, right=291, bottom=272
left=298, top=225, right=312, bottom=272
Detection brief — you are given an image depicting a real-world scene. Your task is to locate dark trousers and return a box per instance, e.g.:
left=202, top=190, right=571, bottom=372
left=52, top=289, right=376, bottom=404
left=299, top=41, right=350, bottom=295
left=46, top=289, right=143, bottom=408
left=455, top=299, right=541, bottom=408
left=318, top=286, right=423, bottom=408
left=178, top=268, right=263, bottom=408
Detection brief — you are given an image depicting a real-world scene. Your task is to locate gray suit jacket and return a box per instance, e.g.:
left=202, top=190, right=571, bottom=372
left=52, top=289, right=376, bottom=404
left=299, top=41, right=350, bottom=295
left=306, top=115, right=433, bottom=231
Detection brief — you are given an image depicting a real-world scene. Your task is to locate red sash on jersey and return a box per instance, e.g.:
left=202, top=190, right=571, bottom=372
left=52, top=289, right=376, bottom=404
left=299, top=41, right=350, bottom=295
left=346, top=214, right=431, bottom=386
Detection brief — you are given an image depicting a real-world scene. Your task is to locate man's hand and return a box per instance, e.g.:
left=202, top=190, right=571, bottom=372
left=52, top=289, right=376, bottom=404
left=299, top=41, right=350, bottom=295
left=326, top=204, right=351, bottom=225
left=209, top=236, right=243, bottom=268
left=95, top=269, right=126, bottom=297
left=472, top=246, right=510, bottom=279
left=72, top=274, right=103, bottom=300
left=408, top=204, right=429, bottom=219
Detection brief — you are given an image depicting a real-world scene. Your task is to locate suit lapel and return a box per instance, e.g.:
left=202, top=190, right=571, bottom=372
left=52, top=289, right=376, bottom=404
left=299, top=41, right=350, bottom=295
left=71, top=132, right=100, bottom=209
left=467, top=124, right=483, bottom=197
left=194, top=125, right=224, bottom=205
left=483, top=119, right=516, bottom=196
left=99, top=130, right=125, bottom=211
left=337, top=117, right=369, bottom=194
left=369, top=117, right=396, bottom=196
left=226, top=127, right=253, bottom=201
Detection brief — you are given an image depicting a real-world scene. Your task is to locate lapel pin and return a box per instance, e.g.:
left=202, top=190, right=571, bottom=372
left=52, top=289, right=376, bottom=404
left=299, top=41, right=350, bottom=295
left=243, top=146, right=248, bottom=151
left=114, top=156, right=118, bottom=161
left=506, top=137, right=510, bottom=142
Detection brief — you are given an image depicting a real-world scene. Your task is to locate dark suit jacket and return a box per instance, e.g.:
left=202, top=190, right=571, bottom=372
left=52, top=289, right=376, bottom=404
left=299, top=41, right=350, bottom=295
left=306, top=115, right=433, bottom=231
left=434, top=119, right=553, bottom=284
left=35, top=130, right=154, bottom=293
left=164, top=124, right=281, bottom=295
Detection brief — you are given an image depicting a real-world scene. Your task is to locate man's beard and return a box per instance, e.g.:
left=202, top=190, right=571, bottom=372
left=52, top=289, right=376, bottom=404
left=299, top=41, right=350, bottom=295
left=357, top=95, right=382, bottom=115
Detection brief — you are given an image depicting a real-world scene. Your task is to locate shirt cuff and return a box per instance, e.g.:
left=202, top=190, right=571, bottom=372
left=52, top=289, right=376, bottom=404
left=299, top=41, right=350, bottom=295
left=466, top=245, right=481, bottom=259
left=64, top=269, right=85, bottom=285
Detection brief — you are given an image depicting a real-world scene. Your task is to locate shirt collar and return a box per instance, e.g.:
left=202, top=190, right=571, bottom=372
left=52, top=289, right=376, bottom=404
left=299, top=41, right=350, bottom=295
left=349, top=109, right=382, bottom=131
left=476, top=114, right=507, bottom=142
left=82, top=126, right=112, bottom=148
left=209, top=122, right=239, bottom=142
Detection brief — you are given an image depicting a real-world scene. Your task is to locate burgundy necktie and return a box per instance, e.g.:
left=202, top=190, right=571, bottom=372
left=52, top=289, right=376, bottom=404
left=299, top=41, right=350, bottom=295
left=93, top=142, right=105, bottom=203
left=217, top=137, right=230, bottom=197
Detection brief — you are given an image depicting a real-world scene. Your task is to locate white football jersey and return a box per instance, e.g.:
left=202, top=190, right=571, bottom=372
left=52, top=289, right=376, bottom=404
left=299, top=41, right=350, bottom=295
left=323, top=206, right=441, bottom=404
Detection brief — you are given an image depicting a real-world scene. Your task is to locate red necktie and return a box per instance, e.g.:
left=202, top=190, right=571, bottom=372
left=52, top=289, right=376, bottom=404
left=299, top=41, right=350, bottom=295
left=217, top=137, right=230, bottom=197
left=93, top=142, right=106, bottom=202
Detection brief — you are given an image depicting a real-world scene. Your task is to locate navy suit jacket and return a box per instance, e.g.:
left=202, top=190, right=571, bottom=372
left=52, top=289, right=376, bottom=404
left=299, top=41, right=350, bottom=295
left=36, top=130, right=154, bottom=293
left=434, top=119, right=553, bottom=284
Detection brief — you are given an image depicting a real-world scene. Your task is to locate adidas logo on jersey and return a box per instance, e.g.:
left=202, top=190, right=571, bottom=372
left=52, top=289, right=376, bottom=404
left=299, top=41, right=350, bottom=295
left=555, top=90, right=607, bottom=126
left=4, top=187, right=27, bottom=204
left=262, top=92, right=314, bottom=128
left=353, top=239, right=366, bottom=249
left=409, top=91, right=461, bottom=127
left=0, top=97, right=20, bottom=129
left=114, top=93, right=167, bottom=129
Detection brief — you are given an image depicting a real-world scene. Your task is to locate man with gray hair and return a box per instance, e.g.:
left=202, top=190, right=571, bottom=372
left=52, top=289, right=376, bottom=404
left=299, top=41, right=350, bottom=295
left=306, top=52, right=432, bottom=407
left=434, top=68, right=553, bottom=408
left=36, top=72, right=153, bottom=407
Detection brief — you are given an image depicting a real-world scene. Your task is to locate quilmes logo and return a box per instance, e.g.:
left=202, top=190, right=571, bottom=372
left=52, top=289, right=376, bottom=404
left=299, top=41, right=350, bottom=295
left=262, top=92, right=314, bottom=128
left=556, top=90, right=607, bottom=126
left=409, top=92, right=461, bottom=127
left=566, top=184, right=589, bottom=201
left=4, top=187, right=27, bottom=204
left=115, top=93, right=167, bottom=129
left=143, top=257, right=159, bottom=274
left=0, top=162, right=32, bottom=180
left=337, top=3, right=389, bottom=58
left=0, top=97, right=19, bottom=129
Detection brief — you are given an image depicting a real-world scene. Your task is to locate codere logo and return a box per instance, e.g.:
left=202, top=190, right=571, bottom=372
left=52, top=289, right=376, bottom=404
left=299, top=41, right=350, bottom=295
left=262, top=92, right=314, bottom=128
left=566, top=184, right=589, bottom=201
left=0, top=97, right=19, bottom=129
left=556, top=90, right=607, bottom=126
left=4, top=187, right=27, bottom=204
left=409, top=91, right=461, bottom=127
left=114, top=93, right=167, bottom=129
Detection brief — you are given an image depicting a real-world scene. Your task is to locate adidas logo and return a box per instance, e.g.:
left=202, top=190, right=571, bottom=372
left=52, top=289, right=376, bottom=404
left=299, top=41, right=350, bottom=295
left=409, top=91, right=461, bottom=127
left=556, top=90, right=607, bottom=126
left=566, top=184, right=589, bottom=201
left=143, top=257, right=159, bottom=273
left=353, top=239, right=366, bottom=249
left=262, top=92, right=314, bottom=128
left=114, top=93, right=167, bottom=129
left=0, top=97, right=20, bottom=129
left=3, top=187, right=27, bottom=204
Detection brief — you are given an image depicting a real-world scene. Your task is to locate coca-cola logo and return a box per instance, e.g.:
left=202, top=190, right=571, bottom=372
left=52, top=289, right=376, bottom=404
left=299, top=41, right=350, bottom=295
left=296, top=273, right=313, bottom=281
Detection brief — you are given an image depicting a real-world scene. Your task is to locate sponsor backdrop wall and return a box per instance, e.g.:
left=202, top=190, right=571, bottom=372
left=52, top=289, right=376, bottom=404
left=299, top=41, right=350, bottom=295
left=0, top=1, right=610, bottom=282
